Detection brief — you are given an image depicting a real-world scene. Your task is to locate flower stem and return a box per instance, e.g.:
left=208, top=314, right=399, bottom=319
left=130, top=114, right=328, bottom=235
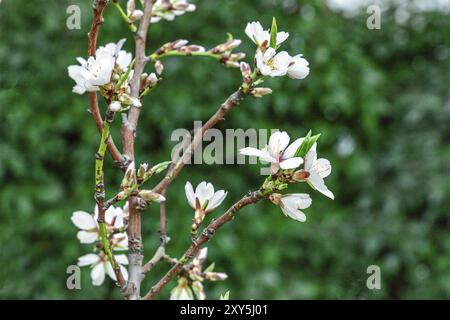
left=149, top=50, right=222, bottom=62
left=112, top=1, right=137, bottom=32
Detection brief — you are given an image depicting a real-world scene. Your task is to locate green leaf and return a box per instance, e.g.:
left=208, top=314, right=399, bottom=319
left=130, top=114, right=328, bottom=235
left=204, top=262, right=215, bottom=273
left=220, top=291, right=230, bottom=300
left=295, top=131, right=321, bottom=158
left=227, top=32, right=234, bottom=41
left=270, top=17, right=278, bottom=49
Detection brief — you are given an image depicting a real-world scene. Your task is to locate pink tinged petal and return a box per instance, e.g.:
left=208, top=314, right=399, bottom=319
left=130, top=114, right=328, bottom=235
left=71, top=211, right=96, bottom=230
left=308, top=173, right=335, bottom=200
left=185, top=181, right=196, bottom=209
left=268, top=131, right=290, bottom=157
left=279, top=157, right=303, bottom=170
left=195, top=181, right=215, bottom=207
left=77, top=253, right=101, bottom=267
left=206, top=190, right=227, bottom=211
left=77, top=230, right=99, bottom=244
left=270, top=162, right=280, bottom=174
left=283, top=137, right=305, bottom=159
left=91, top=263, right=105, bottom=286
left=315, top=158, right=332, bottom=178
left=276, top=32, right=289, bottom=45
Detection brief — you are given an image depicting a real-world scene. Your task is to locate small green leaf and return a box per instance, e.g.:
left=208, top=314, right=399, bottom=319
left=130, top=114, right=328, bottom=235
left=295, top=131, right=321, bottom=158
left=204, top=262, right=215, bottom=273
left=220, top=290, right=230, bottom=300
left=270, top=17, right=278, bottom=49
left=227, top=32, right=234, bottom=41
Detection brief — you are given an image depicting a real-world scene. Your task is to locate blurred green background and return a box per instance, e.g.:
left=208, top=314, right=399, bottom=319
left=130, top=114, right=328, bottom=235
left=0, top=0, right=449, bottom=299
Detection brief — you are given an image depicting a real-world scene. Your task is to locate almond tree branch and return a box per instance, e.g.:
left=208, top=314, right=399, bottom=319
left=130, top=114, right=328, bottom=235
left=121, top=0, right=154, bottom=300
left=88, top=0, right=126, bottom=170
left=143, top=190, right=263, bottom=300
left=95, top=110, right=126, bottom=288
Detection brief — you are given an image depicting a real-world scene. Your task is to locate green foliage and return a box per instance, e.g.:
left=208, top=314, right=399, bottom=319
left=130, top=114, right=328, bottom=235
left=295, top=130, right=320, bottom=158
left=0, top=0, right=449, bottom=299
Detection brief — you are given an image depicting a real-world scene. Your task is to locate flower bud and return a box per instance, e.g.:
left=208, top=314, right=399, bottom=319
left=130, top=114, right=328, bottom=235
left=130, top=10, right=143, bottom=22
left=109, top=101, right=122, bottom=112
left=172, top=39, right=189, bottom=49
left=213, top=39, right=241, bottom=53
left=145, top=73, right=158, bottom=87
left=181, top=45, right=205, bottom=53
left=204, top=272, right=228, bottom=281
left=155, top=60, right=164, bottom=75
left=137, top=163, right=149, bottom=181
left=150, top=160, right=172, bottom=175
left=230, top=52, right=246, bottom=61
left=225, top=60, right=239, bottom=68
left=121, top=161, right=136, bottom=189
left=138, top=190, right=166, bottom=203
left=250, top=87, right=272, bottom=97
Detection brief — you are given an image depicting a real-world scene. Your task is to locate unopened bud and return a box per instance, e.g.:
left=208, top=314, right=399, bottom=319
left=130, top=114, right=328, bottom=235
left=240, top=62, right=251, bottom=76
left=121, top=161, right=136, bottom=189
left=172, top=39, right=189, bottom=49
left=250, top=87, right=272, bottom=97
left=155, top=60, right=164, bottom=75
left=130, top=9, right=143, bottom=22
left=225, top=60, right=240, bottom=68
left=230, top=52, right=246, bottom=61
left=213, top=39, right=242, bottom=53
left=138, top=190, right=166, bottom=203
left=204, top=272, right=228, bottom=281
left=137, top=163, right=149, bottom=181
left=145, top=73, right=158, bottom=87
left=150, top=161, right=172, bottom=175
left=109, top=101, right=122, bottom=112
left=181, top=45, right=205, bottom=53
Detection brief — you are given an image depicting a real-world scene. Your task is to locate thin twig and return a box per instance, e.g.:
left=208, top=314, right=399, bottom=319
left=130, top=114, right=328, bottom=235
left=88, top=0, right=126, bottom=170
left=143, top=191, right=263, bottom=300
left=142, top=244, right=166, bottom=274
left=121, top=0, right=154, bottom=300
left=94, top=110, right=126, bottom=288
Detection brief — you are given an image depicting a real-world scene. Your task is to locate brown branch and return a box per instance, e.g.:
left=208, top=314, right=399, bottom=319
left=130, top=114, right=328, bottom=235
left=142, top=191, right=263, bottom=300
left=88, top=0, right=126, bottom=170
left=121, top=0, right=154, bottom=300
left=142, top=244, right=166, bottom=274
left=152, top=87, right=247, bottom=195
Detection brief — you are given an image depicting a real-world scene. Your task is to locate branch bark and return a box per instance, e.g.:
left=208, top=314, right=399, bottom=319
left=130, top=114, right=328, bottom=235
left=121, top=0, right=154, bottom=300
left=142, top=191, right=263, bottom=300
left=88, top=0, right=126, bottom=170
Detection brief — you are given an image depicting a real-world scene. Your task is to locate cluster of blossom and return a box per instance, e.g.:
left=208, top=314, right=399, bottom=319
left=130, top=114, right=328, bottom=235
left=241, top=131, right=334, bottom=222
left=68, top=39, right=143, bottom=113
left=71, top=205, right=129, bottom=286
left=245, top=21, right=310, bottom=79
left=170, top=248, right=228, bottom=300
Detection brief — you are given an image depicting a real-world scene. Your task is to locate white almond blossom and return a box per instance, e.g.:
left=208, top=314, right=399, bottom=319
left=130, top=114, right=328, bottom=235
left=68, top=39, right=132, bottom=94
left=287, top=54, right=310, bottom=79
left=77, top=252, right=129, bottom=286
left=270, top=193, right=312, bottom=222
left=303, top=144, right=335, bottom=200
left=185, top=181, right=227, bottom=213
left=71, top=205, right=128, bottom=249
left=255, top=48, right=291, bottom=77
left=245, top=21, right=289, bottom=47
left=240, top=131, right=304, bottom=174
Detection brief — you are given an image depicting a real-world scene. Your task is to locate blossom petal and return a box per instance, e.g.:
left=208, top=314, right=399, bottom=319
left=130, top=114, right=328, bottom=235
left=195, top=181, right=214, bottom=207
left=115, top=254, right=129, bottom=265
left=91, top=263, right=105, bottom=286
left=77, top=230, right=99, bottom=244
left=283, top=138, right=305, bottom=159
left=206, top=190, right=227, bottom=211
left=280, top=206, right=306, bottom=222
left=315, top=158, right=332, bottom=178
left=308, top=173, right=335, bottom=200
left=71, top=211, right=96, bottom=230
left=268, top=131, right=290, bottom=156
left=240, top=147, right=264, bottom=157
left=279, top=157, right=303, bottom=170
left=185, top=181, right=196, bottom=209
left=276, top=32, right=289, bottom=45
left=77, top=253, right=100, bottom=267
